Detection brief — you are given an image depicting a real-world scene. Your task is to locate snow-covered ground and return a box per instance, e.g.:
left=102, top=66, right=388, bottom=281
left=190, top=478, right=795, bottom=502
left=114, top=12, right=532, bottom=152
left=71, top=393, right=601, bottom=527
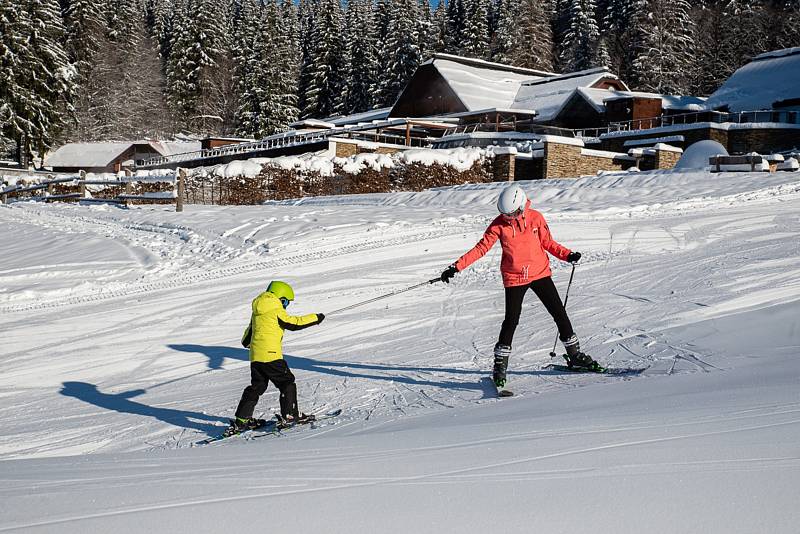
left=1, top=169, right=799, bottom=533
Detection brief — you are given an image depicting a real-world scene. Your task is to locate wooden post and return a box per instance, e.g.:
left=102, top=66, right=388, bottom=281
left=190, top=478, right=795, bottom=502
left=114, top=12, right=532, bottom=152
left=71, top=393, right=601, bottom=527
left=124, top=169, right=132, bottom=207
left=405, top=123, right=411, bottom=146
left=79, top=170, right=86, bottom=198
left=177, top=168, right=185, bottom=212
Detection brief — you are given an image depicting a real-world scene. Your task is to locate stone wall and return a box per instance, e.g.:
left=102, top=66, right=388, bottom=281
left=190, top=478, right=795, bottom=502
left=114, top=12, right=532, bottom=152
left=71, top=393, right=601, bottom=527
left=330, top=138, right=405, bottom=157
left=492, top=149, right=516, bottom=181
left=600, top=126, right=729, bottom=153
left=728, top=128, right=800, bottom=154
left=654, top=149, right=682, bottom=169
left=542, top=142, right=633, bottom=178
left=332, top=140, right=358, bottom=158
left=542, top=142, right=582, bottom=178
left=600, top=124, right=800, bottom=155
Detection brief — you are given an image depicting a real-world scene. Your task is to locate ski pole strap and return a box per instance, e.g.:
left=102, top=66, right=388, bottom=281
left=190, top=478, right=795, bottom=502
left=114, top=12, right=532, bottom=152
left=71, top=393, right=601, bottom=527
left=327, top=277, right=440, bottom=315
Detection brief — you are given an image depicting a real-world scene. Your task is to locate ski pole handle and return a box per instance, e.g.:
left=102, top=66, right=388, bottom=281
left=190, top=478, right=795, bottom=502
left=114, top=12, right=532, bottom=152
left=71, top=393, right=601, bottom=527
left=327, top=277, right=440, bottom=315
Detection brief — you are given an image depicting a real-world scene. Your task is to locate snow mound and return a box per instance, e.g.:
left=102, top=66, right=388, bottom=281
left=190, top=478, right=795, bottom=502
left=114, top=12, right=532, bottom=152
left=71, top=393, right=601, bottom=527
left=334, top=153, right=395, bottom=174
left=675, top=140, right=728, bottom=170
left=396, top=147, right=487, bottom=172
left=213, top=160, right=263, bottom=179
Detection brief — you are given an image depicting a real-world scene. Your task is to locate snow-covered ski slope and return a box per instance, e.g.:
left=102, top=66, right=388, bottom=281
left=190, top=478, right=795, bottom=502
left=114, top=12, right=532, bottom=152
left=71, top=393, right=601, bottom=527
left=1, top=168, right=799, bottom=533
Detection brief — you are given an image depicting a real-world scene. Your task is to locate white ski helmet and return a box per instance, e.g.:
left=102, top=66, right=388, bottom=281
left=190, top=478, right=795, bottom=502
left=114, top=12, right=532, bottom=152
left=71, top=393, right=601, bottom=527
left=496, top=185, right=527, bottom=216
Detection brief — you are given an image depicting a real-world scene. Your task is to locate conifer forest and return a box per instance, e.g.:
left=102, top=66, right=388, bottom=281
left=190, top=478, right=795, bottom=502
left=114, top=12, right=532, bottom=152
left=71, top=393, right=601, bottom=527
left=1, top=0, right=799, bottom=159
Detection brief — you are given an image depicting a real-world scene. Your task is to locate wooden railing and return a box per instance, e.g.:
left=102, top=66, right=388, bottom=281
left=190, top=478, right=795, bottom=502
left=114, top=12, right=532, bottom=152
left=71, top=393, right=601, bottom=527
left=1, top=170, right=186, bottom=211
left=137, top=119, right=412, bottom=169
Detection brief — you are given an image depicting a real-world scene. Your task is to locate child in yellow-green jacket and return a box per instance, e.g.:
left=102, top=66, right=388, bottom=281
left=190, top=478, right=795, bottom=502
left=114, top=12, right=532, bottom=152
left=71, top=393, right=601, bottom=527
left=227, top=281, right=324, bottom=436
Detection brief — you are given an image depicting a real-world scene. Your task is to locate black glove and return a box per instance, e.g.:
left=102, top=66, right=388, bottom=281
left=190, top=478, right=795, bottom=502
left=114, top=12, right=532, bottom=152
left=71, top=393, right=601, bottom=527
left=440, top=264, right=458, bottom=283
left=316, top=313, right=325, bottom=324
left=567, top=251, right=582, bottom=263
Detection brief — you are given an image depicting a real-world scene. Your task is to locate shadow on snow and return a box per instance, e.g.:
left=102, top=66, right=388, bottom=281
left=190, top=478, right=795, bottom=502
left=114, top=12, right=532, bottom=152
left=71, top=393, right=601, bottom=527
left=60, top=381, right=228, bottom=435
left=167, top=344, right=560, bottom=394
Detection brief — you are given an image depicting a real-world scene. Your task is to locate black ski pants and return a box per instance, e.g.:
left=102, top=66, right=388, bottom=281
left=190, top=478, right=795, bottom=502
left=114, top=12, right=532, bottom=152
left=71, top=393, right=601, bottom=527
left=498, top=276, right=574, bottom=347
left=235, top=359, right=298, bottom=420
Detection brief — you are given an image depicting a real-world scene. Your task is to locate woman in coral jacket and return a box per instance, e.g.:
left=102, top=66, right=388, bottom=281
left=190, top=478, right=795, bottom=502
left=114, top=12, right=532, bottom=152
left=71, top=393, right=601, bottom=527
left=440, top=185, right=597, bottom=388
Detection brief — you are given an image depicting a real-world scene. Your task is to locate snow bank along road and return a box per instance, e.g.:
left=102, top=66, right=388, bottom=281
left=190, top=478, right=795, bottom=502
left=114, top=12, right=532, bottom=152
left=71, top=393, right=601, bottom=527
left=1, top=169, right=799, bottom=533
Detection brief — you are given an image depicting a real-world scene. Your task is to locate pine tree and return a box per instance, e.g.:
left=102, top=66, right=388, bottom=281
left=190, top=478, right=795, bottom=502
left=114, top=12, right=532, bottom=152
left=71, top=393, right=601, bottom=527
left=303, top=0, right=346, bottom=118
left=782, top=1, right=800, bottom=48
left=62, top=0, right=104, bottom=67
left=376, top=0, right=421, bottom=108
left=430, top=0, right=448, bottom=53
left=297, top=0, right=317, bottom=117
left=691, top=0, right=727, bottom=95
left=631, top=0, right=695, bottom=94
left=372, top=0, right=395, bottom=95
left=492, top=0, right=516, bottom=63
left=19, top=0, right=76, bottom=160
left=152, top=0, right=177, bottom=67
left=559, top=0, right=601, bottom=71
left=445, top=0, right=466, bottom=54
left=493, top=0, right=555, bottom=71
left=601, top=0, right=641, bottom=81
left=462, top=0, right=490, bottom=58
left=232, top=0, right=261, bottom=137
left=1, top=1, right=30, bottom=160
left=719, top=0, right=769, bottom=79
left=166, top=0, right=224, bottom=132
left=418, top=0, right=436, bottom=62
left=103, top=0, right=141, bottom=51
left=343, top=0, right=379, bottom=114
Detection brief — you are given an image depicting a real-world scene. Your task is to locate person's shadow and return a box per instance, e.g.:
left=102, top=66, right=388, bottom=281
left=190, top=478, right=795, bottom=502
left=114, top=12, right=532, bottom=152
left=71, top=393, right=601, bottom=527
left=168, top=343, right=513, bottom=395
left=60, top=382, right=228, bottom=434
left=168, top=344, right=248, bottom=370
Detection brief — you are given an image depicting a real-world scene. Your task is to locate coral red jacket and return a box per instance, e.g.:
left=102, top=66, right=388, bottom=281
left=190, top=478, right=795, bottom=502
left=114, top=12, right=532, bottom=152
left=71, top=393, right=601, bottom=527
left=455, top=200, right=571, bottom=287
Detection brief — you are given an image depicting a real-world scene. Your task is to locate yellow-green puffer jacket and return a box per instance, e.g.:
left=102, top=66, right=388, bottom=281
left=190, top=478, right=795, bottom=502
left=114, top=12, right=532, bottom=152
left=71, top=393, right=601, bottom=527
left=241, top=291, right=321, bottom=362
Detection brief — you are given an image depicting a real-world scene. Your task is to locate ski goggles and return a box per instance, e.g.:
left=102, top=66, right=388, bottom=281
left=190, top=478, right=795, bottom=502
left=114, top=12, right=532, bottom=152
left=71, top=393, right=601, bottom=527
left=280, top=297, right=291, bottom=309
left=501, top=208, right=523, bottom=220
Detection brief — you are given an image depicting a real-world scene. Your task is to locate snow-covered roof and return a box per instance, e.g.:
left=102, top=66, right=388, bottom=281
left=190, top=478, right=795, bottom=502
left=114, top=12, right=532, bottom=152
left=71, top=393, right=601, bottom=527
left=45, top=141, right=203, bottom=169
left=573, top=87, right=706, bottom=116
left=323, top=107, right=392, bottom=127
left=511, top=68, right=628, bottom=122
left=289, top=119, right=338, bottom=129
left=601, top=90, right=707, bottom=111
left=427, top=54, right=553, bottom=111
left=703, top=47, right=800, bottom=112
left=148, top=141, right=202, bottom=156
left=45, top=142, right=132, bottom=168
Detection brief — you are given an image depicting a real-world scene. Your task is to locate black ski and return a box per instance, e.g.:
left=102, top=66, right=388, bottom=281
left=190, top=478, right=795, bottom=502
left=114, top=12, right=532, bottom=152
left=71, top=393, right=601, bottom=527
left=248, top=409, right=343, bottom=439
left=543, top=363, right=645, bottom=376
left=195, top=418, right=273, bottom=446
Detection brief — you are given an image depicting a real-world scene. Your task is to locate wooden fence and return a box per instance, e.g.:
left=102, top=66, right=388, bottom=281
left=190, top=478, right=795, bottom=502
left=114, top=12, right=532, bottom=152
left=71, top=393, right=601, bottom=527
left=1, top=170, right=186, bottom=211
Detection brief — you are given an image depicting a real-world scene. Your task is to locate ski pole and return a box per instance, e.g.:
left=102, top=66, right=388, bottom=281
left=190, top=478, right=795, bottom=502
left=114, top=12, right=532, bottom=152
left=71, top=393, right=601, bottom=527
left=327, top=277, right=441, bottom=315
left=549, top=262, right=577, bottom=358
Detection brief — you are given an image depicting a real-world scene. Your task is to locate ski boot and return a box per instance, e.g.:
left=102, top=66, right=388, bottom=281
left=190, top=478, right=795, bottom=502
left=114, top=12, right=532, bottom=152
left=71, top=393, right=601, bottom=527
left=223, top=417, right=267, bottom=437
left=275, top=412, right=315, bottom=430
left=562, top=335, right=602, bottom=371
left=493, top=343, right=511, bottom=388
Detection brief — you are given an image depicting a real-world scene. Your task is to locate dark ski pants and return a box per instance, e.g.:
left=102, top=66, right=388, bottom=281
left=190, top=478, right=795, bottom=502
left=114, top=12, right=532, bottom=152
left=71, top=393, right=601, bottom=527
left=235, top=360, right=298, bottom=420
left=498, top=276, right=574, bottom=347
